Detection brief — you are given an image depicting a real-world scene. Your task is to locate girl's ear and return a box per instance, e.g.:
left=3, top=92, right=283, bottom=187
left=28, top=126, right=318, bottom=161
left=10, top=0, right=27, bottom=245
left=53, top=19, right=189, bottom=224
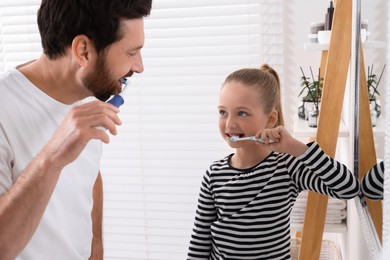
left=71, top=35, right=96, bottom=67
left=266, top=110, right=278, bottom=128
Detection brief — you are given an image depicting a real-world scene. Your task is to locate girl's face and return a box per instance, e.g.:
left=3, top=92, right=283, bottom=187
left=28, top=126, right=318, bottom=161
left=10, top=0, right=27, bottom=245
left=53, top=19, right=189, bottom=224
left=218, top=81, right=276, bottom=147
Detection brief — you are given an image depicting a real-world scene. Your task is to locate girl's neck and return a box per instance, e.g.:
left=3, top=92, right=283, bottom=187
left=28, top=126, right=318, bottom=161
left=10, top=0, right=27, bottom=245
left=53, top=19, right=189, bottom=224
left=230, top=146, right=272, bottom=169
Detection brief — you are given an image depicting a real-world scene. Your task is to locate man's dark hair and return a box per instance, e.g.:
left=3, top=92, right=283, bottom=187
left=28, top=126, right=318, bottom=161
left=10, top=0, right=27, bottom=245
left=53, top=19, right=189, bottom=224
left=37, top=0, right=152, bottom=59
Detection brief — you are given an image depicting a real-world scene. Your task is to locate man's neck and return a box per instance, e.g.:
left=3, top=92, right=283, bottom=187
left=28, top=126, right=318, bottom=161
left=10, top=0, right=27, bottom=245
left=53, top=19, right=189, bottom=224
left=17, top=53, right=90, bottom=105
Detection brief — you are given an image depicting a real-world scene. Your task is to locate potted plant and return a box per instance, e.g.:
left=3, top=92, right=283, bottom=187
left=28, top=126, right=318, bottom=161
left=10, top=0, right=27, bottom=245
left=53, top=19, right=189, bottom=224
left=298, top=67, right=323, bottom=127
left=367, top=64, right=385, bottom=102
left=367, top=64, right=385, bottom=126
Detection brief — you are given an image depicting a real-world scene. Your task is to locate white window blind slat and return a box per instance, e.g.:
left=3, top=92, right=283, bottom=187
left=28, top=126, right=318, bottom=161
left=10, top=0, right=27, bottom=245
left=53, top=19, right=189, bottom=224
left=0, top=6, right=39, bottom=15
left=140, top=57, right=263, bottom=68
left=145, top=25, right=261, bottom=38
left=0, top=15, right=37, bottom=25
left=2, top=25, right=38, bottom=34
left=151, top=0, right=259, bottom=9
left=0, top=0, right=40, bottom=7
left=0, top=43, right=42, bottom=52
left=143, top=45, right=262, bottom=58
left=1, top=34, right=41, bottom=44
left=121, top=76, right=227, bottom=86
left=144, top=35, right=261, bottom=48
left=146, top=15, right=261, bottom=30
left=105, top=125, right=219, bottom=135
left=0, top=1, right=284, bottom=259
left=149, top=6, right=260, bottom=20
left=0, top=54, right=42, bottom=64
left=130, top=66, right=259, bottom=77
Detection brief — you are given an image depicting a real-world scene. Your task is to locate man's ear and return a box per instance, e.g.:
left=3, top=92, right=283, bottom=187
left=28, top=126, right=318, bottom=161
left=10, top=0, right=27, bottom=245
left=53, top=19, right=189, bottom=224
left=266, top=110, right=278, bottom=128
left=71, top=35, right=95, bottom=67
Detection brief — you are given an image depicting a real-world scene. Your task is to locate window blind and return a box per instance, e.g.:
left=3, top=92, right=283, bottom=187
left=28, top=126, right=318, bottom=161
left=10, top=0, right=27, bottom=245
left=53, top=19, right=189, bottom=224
left=0, top=1, right=284, bottom=259
left=0, top=0, right=41, bottom=71
left=101, top=1, right=283, bottom=259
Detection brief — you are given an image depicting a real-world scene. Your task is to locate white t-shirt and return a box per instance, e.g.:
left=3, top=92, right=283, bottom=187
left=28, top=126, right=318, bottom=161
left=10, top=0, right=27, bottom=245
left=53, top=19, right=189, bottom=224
left=0, top=68, right=102, bottom=259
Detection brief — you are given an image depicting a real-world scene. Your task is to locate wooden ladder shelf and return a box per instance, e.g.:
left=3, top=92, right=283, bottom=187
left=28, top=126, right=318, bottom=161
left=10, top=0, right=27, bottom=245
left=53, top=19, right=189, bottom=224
left=298, top=0, right=382, bottom=259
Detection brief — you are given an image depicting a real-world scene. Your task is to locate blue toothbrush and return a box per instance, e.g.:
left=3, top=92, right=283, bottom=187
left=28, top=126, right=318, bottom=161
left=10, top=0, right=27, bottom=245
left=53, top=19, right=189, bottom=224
left=97, top=78, right=127, bottom=131
left=106, top=78, right=128, bottom=108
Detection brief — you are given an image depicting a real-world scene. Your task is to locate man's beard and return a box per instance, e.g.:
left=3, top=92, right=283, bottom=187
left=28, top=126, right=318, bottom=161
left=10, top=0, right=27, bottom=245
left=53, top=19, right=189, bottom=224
left=82, top=55, right=118, bottom=101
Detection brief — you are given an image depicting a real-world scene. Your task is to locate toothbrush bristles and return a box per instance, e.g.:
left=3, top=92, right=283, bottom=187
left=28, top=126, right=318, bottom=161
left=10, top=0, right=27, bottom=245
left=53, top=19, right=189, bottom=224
left=120, top=78, right=128, bottom=93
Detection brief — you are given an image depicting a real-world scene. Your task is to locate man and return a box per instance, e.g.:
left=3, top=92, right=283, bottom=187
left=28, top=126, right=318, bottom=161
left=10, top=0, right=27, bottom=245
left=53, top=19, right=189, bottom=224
left=0, top=0, right=152, bottom=259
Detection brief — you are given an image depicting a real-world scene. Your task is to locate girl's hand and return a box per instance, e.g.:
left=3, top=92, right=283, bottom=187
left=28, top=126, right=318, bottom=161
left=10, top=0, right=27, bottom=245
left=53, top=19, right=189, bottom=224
left=255, top=126, right=308, bottom=157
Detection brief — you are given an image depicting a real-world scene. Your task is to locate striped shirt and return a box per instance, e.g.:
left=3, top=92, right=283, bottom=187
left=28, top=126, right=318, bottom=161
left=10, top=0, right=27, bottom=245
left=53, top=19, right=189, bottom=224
left=188, top=142, right=359, bottom=260
left=361, top=161, right=384, bottom=200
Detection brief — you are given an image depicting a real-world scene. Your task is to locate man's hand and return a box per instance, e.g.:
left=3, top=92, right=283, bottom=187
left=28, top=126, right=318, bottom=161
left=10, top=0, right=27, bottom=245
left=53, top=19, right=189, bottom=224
left=0, top=100, right=121, bottom=258
left=43, top=100, right=122, bottom=171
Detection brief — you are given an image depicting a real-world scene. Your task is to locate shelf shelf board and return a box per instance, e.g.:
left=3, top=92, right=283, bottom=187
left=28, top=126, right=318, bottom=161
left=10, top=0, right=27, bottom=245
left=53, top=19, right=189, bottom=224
left=291, top=221, right=347, bottom=234
left=304, top=40, right=385, bottom=51
left=294, top=114, right=383, bottom=139
left=293, top=116, right=349, bottom=138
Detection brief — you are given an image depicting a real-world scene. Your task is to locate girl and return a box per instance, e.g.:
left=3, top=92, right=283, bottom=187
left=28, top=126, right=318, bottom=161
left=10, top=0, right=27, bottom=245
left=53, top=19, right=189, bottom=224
left=187, top=64, right=360, bottom=260
left=361, top=161, right=384, bottom=200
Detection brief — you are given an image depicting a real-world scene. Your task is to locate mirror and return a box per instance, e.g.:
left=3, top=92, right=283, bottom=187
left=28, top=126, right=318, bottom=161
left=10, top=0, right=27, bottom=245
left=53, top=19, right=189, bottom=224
left=353, top=0, right=387, bottom=257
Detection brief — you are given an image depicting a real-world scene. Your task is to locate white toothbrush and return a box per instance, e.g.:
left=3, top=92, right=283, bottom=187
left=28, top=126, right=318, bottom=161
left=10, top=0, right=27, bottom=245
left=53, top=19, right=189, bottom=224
left=229, top=135, right=274, bottom=144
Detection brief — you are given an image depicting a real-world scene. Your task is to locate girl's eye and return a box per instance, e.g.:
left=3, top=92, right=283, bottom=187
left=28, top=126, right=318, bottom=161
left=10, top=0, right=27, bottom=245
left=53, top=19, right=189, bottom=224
left=219, top=110, right=227, bottom=117
left=238, top=111, right=248, bottom=117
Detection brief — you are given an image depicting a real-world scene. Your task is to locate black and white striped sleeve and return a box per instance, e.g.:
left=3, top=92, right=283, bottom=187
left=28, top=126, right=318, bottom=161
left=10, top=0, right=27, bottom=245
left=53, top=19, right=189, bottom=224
left=188, top=169, right=216, bottom=259
left=361, top=161, right=384, bottom=200
left=287, top=142, right=360, bottom=199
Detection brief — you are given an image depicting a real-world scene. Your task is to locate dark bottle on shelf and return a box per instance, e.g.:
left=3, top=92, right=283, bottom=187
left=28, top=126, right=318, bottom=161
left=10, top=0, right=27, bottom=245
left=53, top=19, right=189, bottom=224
left=324, top=0, right=334, bottom=30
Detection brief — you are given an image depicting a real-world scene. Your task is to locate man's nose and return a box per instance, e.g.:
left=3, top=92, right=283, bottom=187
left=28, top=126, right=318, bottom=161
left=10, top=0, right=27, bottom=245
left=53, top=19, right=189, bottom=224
left=132, top=54, right=144, bottom=74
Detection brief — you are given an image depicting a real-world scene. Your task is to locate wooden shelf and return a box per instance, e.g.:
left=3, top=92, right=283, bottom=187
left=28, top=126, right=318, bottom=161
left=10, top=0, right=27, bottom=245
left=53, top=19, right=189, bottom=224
left=291, top=222, right=347, bottom=234
left=299, top=1, right=383, bottom=258
left=293, top=116, right=349, bottom=138
left=304, top=40, right=385, bottom=51
left=293, top=115, right=382, bottom=139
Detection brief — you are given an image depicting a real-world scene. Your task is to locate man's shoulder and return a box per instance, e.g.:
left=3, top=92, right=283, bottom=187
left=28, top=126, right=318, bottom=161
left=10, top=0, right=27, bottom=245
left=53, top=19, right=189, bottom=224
left=0, top=67, right=24, bottom=88
left=0, top=68, right=13, bottom=82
